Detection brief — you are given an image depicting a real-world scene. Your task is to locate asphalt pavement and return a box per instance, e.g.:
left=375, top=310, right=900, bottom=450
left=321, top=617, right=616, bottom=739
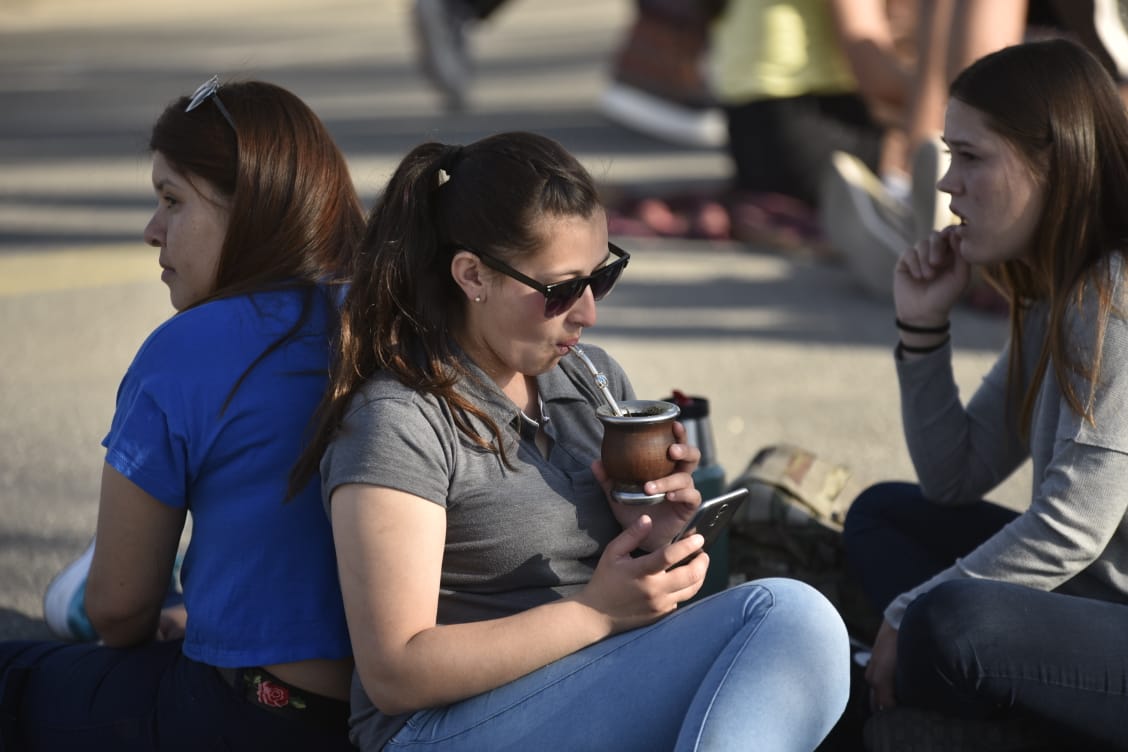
left=0, top=0, right=1025, bottom=640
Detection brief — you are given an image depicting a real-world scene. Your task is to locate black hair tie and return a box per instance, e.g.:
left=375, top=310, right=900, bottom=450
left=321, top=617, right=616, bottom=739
left=895, top=318, right=950, bottom=335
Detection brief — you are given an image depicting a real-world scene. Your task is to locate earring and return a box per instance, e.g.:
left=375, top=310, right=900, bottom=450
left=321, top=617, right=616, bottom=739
left=474, top=295, right=483, bottom=303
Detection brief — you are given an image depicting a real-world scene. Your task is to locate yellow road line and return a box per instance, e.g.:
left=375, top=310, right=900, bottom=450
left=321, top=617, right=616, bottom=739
left=0, top=246, right=155, bottom=297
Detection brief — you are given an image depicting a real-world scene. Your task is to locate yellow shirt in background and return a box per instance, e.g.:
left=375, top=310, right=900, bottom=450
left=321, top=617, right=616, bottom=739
left=710, top=0, right=858, bottom=104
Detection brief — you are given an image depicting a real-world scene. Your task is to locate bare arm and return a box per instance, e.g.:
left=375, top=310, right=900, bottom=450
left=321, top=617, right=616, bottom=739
left=902, top=0, right=1025, bottom=150
left=84, top=463, right=186, bottom=646
left=904, top=0, right=957, bottom=148
left=946, top=0, right=1028, bottom=82
left=827, top=0, right=913, bottom=112
left=331, top=483, right=708, bottom=715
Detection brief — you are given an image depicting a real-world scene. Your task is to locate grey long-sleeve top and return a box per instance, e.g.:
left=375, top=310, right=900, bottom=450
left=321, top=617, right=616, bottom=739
left=886, top=259, right=1128, bottom=628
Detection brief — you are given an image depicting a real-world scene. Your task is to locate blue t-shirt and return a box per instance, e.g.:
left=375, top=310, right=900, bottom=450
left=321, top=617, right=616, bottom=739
left=102, top=286, right=351, bottom=668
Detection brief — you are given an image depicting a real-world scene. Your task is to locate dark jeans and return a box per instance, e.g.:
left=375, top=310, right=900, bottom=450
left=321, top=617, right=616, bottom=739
left=901, top=580, right=1128, bottom=750
left=843, top=482, right=1128, bottom=750
left=724, top=92, right=883, bottom=208
left=0, top=638, right=354, bottom=751
left=843, top=481, right=1018, bottom=615
left=463, top=0, right=508, bottom=20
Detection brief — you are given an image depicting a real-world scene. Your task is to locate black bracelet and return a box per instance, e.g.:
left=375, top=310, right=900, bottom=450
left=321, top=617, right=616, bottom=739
left=896, top=335, right=950, bottom=356
left=895, top=318, right=950, bottom=335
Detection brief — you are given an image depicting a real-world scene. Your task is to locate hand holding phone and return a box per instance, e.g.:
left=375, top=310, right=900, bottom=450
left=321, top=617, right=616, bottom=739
left=668, top=487, right=749, bottom=569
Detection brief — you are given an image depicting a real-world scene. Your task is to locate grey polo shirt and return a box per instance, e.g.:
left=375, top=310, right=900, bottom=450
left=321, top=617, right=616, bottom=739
left=321, top=342, right=635, bottom=625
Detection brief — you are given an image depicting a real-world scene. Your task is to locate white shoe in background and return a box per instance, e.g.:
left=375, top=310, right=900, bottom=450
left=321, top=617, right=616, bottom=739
left=819, top=151, right=912, bottom=300
left=43, top=537, right=185, bottom=642
left=1094, top=0, right=1128, bottom=79
left=43, top=538, right=98, bottom=642
left=599, top=82, right=727, bottom=149
left=597, top=7, right=726, bottom=149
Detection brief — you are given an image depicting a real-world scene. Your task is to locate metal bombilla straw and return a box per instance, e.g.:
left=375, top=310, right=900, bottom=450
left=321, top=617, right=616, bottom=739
left=569, top=345, right=626, bottom=417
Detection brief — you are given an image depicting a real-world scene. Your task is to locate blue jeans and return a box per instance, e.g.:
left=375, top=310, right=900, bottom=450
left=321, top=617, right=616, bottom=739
left=0, top=638, right=353, bottom=751
left=843, top=482, right=1128, bottom=750
left=384, top=579, right=850, bottom=752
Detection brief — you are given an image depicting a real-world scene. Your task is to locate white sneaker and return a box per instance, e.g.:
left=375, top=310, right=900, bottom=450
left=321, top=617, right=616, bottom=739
left=1094, top=0, right=1128, bottom=79
left=597, top=8, right=727, bottom=149
left=910, top=135, right=956, bottom=243
left=819, top=151, right=912, bottom=300
left=598, top=81, right=727, bottom=149
left=43, top=538, right=186, bottom=642
left=43, top=538, right=98, bottom=642
left=411, top=0, right=474, bottom=110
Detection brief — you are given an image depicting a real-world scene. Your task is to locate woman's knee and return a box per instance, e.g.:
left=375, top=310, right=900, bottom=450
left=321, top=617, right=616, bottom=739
left=901, top=580, right=1007, bottom=645
left=740, top=579, right=850, bottom=676
left=897, top=580, right=1011, bottom=702
left=844, top=482, right=917, bottom=532
left=842, top=482, right=924, bottom=558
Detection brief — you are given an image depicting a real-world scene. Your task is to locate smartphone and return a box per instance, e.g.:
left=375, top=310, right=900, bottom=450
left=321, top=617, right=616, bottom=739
left=668, top=487, right=750, bottom=569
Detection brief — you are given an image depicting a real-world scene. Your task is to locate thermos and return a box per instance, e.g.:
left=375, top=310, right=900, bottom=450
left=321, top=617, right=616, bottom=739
left=663, top=391, right=728, bottom=598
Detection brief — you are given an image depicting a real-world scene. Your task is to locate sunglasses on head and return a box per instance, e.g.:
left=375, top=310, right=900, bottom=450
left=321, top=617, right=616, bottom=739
left=469, top=242, right=630, bottom=318
left=185, top=75, right=236, bottom=131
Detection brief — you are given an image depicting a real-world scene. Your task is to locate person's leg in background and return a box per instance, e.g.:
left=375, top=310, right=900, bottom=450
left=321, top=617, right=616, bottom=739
left=828, top=0, right=918, bottom=191
left=813, top=0, right=921, bottom=299
left=598, top=0, right=727, bottom=149
left=411, top=0, right=513, bottom=110
left=1044, top=0, right=1128, bottom=106
left=726, top=94, right=883, bottom=210
left=906, top=0, right=1027, bottom=240
left=903, top=0, right=1027, bottom=163
left=946, top=0, right=1029, bottom=81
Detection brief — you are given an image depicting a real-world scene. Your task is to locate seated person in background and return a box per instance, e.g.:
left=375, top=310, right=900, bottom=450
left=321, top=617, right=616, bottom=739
left=608, top=0, right=915, bottom=252
left=713, top=0, right=914, bottom=211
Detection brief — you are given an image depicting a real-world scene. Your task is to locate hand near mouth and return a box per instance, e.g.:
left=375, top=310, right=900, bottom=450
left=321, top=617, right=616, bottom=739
left=893, top=226, right=972, bottom=326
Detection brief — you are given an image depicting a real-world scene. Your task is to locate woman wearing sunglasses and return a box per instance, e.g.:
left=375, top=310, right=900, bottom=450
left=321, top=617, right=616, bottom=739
left=292, top=131, right=850, bottom=751
left=0, top=78, right=362, bottom=749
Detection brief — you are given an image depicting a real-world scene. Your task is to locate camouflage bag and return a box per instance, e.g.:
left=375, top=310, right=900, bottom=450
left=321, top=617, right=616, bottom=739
left=726, top=444, right=879, bottom=638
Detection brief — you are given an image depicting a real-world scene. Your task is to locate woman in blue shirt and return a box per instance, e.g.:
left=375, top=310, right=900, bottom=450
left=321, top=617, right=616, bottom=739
left=0, top=78, right=363, bottom=750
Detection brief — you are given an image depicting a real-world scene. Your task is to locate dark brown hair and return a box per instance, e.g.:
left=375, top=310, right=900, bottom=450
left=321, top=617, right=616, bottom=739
left=291, top=131, right=600, bottom=492
left=150, top=80, right=363, bottom=299
left=150, top=79, right=365, bottom=411
left=950, top=39, right=1128, bottom=434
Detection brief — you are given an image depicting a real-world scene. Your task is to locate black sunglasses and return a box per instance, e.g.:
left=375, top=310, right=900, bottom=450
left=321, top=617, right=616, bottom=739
left=470, top=242, right=630, bottom=317
left=185, top=75, right=236, bottom=131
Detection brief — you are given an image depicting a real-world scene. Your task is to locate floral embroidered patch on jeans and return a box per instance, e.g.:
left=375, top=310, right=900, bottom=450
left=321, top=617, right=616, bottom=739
left=248, top=669, right=309, bottom=710
left=220, top=665, right=350, bottom=730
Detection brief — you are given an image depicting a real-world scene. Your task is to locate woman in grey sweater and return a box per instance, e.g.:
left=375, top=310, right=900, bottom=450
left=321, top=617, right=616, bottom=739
left=843, top=38, right=1128, bottom=751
